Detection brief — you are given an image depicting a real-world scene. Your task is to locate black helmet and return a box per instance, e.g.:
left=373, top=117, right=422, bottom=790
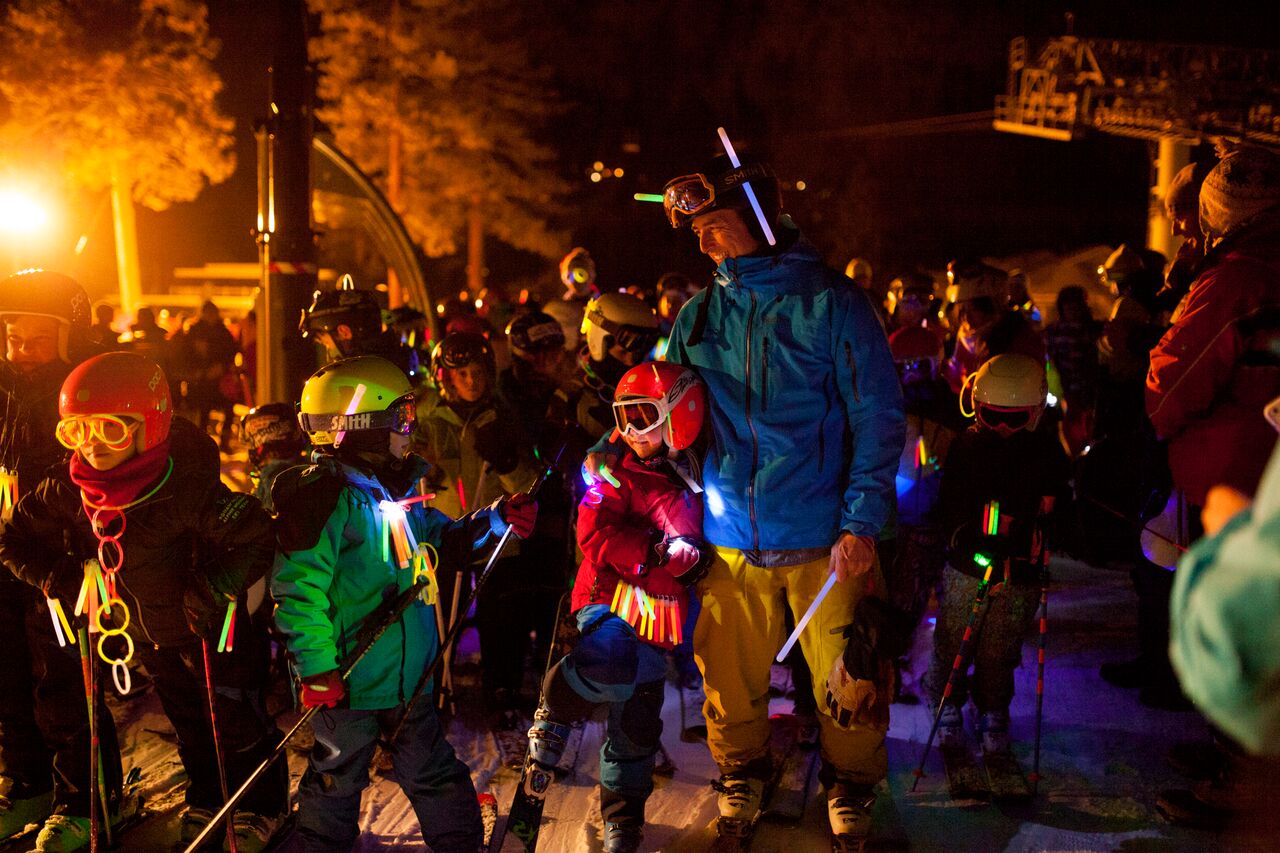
left=240, top=402, right=306, bottom=469
left=0, top=269, right=92, bottom=362
left=431, top=331, right=495, bottom=394
left=301, top=275, right=383, bottom=356
left=506, top=311, right=565, bottom=356
left=662, top=152, right=782, bottom=236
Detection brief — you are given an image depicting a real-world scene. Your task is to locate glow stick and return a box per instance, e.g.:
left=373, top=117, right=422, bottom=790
left=633, top=193, right=664, bottom=203
left=75, top=575, right=89, bottom=617
left=48, top=598, right=68, bottom=647
left=52, top=598, right=75, bottom=645
left=716, top=127, right=776, bottom=246
left=333, top=383, right=367, bottom=447
left=776, top=571, right=838, bottom=662
left=611, top=582, right=623, bottom=614
left=217, top=599, right=237, bottom=653
left=598, top=465, right=621, bottom=489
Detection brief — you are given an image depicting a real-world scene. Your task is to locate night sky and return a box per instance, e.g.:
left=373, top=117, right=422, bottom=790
left=76, top=0, right=1280, bottom=308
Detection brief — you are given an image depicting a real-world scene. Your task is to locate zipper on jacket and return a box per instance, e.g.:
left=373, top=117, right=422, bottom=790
left=844, top=341, right=860, bottom=402
left=761, top=337, right=770, bottom=413
left=745, top=291, right=762, bottom=552
left=817, top=375, right=832, bottom=472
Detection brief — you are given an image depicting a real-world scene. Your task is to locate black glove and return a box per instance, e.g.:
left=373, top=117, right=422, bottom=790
left=40, top=563, right=83, bottom=605
left=473, top=420, right=519, bottom=475
left=840, top=597, right=914, bottom=682
left=183, top=575, right=231, bottom=638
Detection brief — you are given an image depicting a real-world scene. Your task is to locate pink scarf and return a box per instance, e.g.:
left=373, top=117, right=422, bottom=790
left=69, top=440, right=172, bottom=516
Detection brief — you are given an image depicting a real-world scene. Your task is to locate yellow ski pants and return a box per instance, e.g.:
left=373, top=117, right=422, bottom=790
left=693, top=546, right=888, bottom=786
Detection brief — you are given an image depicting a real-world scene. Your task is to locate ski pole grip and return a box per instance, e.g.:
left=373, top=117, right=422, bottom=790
left=776, top=570, right=838, bottom=663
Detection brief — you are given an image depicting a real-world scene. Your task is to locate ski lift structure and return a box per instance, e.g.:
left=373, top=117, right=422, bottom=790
left=994, top=33, right=1280, bottom=259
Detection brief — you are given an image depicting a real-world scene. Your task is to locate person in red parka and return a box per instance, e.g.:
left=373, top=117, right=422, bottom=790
left=525, top=361, right=710, bottom=853
left=1147, top=146, right=1280, bottom=509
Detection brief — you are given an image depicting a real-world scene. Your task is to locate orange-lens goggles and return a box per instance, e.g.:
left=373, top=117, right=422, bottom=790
left=56, top=415, right=138, bottom=451
left=662, top=174, right=715, bottom=227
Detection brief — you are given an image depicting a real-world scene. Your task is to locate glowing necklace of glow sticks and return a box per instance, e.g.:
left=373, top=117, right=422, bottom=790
left=716, top=127, right=777, bottom=247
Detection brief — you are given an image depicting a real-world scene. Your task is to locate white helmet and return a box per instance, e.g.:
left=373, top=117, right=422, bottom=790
left=580, top=292, right=659, bottom=362
left=542, top=300, right=583, bottom=352
left=960, top=353, right=1047, bottom=435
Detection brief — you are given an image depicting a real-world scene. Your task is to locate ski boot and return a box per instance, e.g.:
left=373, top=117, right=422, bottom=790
left=178, top=806, right=216, bottom=850
left=527, top=706, right=571, bottom=770
left=937, top=701, right=964, bottom=748
left=827, top=781, right=876, bottom=849
left=230, top=811, right=287, bottom=853
left=978, top=710, right=1010, bottom=754
left=30, top=815, right=90, bottom=853
left=0, top=781, right=52, bottom=842
left=712, top=772, right=765, bottom=838
left=602, top=822, right=643, bottom=853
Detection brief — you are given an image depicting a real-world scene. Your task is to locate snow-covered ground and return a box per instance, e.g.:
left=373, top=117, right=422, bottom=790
left=101, top=553, right=1275, bottom=852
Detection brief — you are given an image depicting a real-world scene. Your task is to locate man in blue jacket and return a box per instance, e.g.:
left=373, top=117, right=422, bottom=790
left=660, top=154, right=905, bottom=842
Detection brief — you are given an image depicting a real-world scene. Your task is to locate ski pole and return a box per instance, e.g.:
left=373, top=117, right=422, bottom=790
left=202, top=639, right=238, bottom=853
left=385, top=442, right=567, bottom=747
left=77, top=623, right=104, bottom=852
left=1028, top=563, right=1050, bottom=795
left=183, top=575, right=432, bottom=853
left=911, top=557, right=996, bottom=792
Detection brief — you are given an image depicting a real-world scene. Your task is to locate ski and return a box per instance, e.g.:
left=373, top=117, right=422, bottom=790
left=981, top=745, right=1032, bottom=802
left=940, top=737, right=991, bottom=802
left=496, top=756, right=557, bottom=852
left=478, top=792, right=498, bottom=849
left=760, top=715, right=819, bottom=824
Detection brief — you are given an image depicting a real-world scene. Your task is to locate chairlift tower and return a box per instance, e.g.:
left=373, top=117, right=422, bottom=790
left=993, top=33, right=1280, bottom=258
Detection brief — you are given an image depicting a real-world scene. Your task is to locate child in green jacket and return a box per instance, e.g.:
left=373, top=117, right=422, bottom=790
left=271, top=355, right=535, bottom=852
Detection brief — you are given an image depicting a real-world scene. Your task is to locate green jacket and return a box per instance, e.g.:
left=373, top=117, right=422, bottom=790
left=412, top=385, right=538, bottom=522
left=270, top=455, right=504, bottom=709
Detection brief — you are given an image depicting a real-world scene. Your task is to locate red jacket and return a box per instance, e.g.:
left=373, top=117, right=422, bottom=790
left=572, top=451, right=703, bottom=650
left=1147, top=213, right=1280, bottom=505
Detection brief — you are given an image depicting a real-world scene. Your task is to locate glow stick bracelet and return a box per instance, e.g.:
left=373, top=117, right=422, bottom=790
left=717, top=127, right=776, bottom=246
left=776, top=570, right=839, bottom=662
left=47, top=598, right=68, bottom=647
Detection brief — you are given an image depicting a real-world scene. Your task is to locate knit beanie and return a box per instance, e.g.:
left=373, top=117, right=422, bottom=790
left=1198, top=147, right=1280, bottom=241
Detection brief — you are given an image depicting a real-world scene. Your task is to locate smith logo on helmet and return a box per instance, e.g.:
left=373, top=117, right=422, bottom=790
left=328, top=412, right=373, bottom=431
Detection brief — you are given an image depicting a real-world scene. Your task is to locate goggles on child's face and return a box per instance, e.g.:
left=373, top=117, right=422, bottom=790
left=55, top=415, right=139, bottom=451
left=612, top=397, right=667, bottom=439
left=976, top=404, right=1033, bottom=433
left=297, top=394, right=418, bottom=438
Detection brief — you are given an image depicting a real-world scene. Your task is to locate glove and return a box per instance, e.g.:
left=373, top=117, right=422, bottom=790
left=840, top=597, right=914, bottom=681
left=473, top=420, right=519, bottom=475
left=658, top=536, right=709, bottom=586
left=824, top=655, right=892, bottom=730
left=41, top=565, right=83, bottom=606
left=499, top=492, right=538, bottom=539
left=183, top=576, right=232, bottom=638
left=300, top=670, right=346, bottom=709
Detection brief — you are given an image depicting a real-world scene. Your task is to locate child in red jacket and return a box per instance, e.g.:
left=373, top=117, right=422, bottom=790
left=527, top=362, right=709, bottom=853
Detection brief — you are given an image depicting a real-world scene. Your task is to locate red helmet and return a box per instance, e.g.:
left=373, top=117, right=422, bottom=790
left=889, top=326, right=943, bottom=363
left=612, top=362, right=705, bottom=451
left=59, top=353, right=172, bottom=451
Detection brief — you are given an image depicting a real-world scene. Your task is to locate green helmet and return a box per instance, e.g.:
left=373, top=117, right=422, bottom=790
left=297, top=355, right=415, bottom=447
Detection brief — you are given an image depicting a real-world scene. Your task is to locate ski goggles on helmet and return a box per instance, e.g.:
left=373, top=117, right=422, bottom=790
left=55, top=414, right=140, bottom=451
left=661, top=163, right=774, bottom=228
left=612, top=396, right=666, bottom=438
left=297, top=394, right=418, bottom=437
left=975, top=404, right=1034, bottom=433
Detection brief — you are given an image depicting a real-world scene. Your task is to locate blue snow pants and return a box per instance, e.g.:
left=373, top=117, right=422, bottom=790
left=560, top=604, right=668, bottom=800
left=296, top=699, right=480, bottom=852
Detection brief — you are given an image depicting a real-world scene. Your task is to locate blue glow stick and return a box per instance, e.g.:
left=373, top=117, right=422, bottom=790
left=716, top=127, right=776, bottom=246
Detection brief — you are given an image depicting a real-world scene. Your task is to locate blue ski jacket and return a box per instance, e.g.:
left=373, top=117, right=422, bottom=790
left=666, top=232, right=904, bottom=552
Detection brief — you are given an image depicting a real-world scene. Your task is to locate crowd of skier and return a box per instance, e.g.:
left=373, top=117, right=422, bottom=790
left=0, top=139, right=1277, bottom=853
